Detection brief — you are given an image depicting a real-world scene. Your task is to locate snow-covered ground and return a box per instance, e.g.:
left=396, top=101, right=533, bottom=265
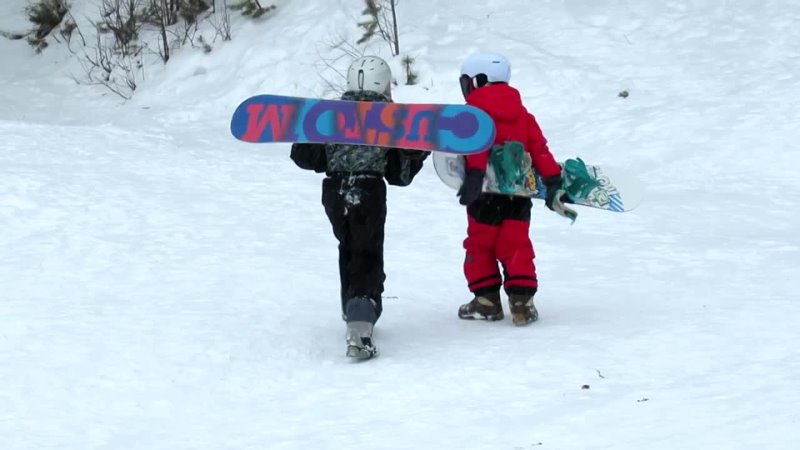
left=2, top=1, right=799, bottom=449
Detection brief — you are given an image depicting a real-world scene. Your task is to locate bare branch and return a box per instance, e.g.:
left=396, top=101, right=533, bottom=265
left=315, top=32, right=367, bottom=96
left=209, top=0, right=232, bottom=42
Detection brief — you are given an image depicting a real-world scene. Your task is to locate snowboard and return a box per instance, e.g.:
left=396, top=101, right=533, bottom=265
left=230, top=94, right=497, bottom=154
left=433, top=151, right=642, bottom=221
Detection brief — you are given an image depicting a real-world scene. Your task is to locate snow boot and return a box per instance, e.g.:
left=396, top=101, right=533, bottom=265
left=458, top=291, right=504, bottom=321
left=509, top=293, right=538, bottom=326
left=344, top=296, right=378, bottom=359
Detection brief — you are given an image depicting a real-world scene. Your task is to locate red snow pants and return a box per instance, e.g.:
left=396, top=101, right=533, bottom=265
left=463, top=194, right=538, bottom=296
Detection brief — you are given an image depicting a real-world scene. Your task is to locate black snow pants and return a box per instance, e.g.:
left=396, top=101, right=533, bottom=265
left=322, top=174, right=387, bottom=320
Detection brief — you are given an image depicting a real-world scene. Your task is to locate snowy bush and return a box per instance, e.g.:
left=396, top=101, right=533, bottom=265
left=401, top=54, right=417, bottom=85
left=4, top=0, right=274, bottom=97
left=230, top=0, right=276, bottom=19
left=178, top=0, right=212, bottom=23
left=140, top=0, right=211, bottom=27
left=94, top=0, right=143, bottom=56
left=68, top=0, right=268, bottom=98
left=26, top=0, right=70, bottom=38
left=24, top=0, right=71, bottom=52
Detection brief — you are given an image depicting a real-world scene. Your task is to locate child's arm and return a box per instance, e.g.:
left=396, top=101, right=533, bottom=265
left=464, top=150, right=490, bottom=172
left=384, top=149, right=429, bottom=186
left=290, top=143, right=327, bottom=173
left=526, top=114, right=561, bottom=178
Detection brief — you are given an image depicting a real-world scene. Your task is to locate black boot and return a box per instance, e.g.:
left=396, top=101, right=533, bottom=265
left=458, top=291, right=504, bottom=321
left=508, top=293, right=538, bottom=326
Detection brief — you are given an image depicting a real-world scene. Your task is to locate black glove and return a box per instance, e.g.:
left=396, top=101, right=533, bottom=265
left=458, top=169, right=485, bottom=206
left=543, top=175, right=565, bottom=211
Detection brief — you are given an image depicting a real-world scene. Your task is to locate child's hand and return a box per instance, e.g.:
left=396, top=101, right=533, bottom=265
left=543, top=175, right=564, bottom=211
left=543, top=175, right=577, bottom=222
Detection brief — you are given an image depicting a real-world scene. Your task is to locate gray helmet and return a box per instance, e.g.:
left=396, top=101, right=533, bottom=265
left=347, top=56, right=392, bottom=96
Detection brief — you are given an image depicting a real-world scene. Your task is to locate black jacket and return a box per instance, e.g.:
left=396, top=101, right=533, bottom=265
left=289, top=90, right=427, bottom=186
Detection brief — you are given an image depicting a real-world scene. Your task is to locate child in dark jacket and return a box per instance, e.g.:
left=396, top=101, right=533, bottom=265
left=455, top=52, right=563, bottom=326
left=290, top=56, right=428, bottom=358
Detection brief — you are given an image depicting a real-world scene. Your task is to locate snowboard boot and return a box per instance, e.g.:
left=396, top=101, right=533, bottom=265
left=509, top=293, right=538, bottom=326
left=458, top=291, right=504, bottom=321
left=344, top=296, right=378, bottom=360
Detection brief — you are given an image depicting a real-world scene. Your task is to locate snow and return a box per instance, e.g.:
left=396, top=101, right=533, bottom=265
left=2, top=0, right=799, bottom=449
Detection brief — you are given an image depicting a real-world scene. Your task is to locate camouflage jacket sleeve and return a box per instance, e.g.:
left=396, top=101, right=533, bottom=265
left=290, top=143, right=327, bottom=173
left=384, top=149, right=429, bottom=186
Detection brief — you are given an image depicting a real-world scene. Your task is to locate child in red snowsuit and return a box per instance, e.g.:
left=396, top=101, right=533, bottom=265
left=456, top=52, right=563, bottom=326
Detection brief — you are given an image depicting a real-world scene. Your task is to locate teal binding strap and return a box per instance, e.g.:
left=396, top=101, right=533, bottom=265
left=562, top=158, right=600, bottom=202
left=488, top=141, right=530, bottom=194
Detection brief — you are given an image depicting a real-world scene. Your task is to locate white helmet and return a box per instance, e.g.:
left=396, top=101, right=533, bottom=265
left=459, top=52, right=511, bottom=98
left=460, top=52, right=511, bottom=82
left=347, top=56, right=392, bottom=95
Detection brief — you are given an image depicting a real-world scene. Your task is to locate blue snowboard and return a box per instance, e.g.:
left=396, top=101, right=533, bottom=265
left=230, top=94, right=496, bottom=154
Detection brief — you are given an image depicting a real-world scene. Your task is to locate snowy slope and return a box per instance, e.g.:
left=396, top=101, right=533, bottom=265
left=2, top=1, right=799, bottom=449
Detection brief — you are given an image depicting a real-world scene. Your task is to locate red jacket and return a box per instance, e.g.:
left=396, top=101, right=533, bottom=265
left=464, top=83, right=561, bottom=179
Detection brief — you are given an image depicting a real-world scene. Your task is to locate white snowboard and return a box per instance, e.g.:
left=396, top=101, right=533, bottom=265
left=432, top=152, right=643, bottom=213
